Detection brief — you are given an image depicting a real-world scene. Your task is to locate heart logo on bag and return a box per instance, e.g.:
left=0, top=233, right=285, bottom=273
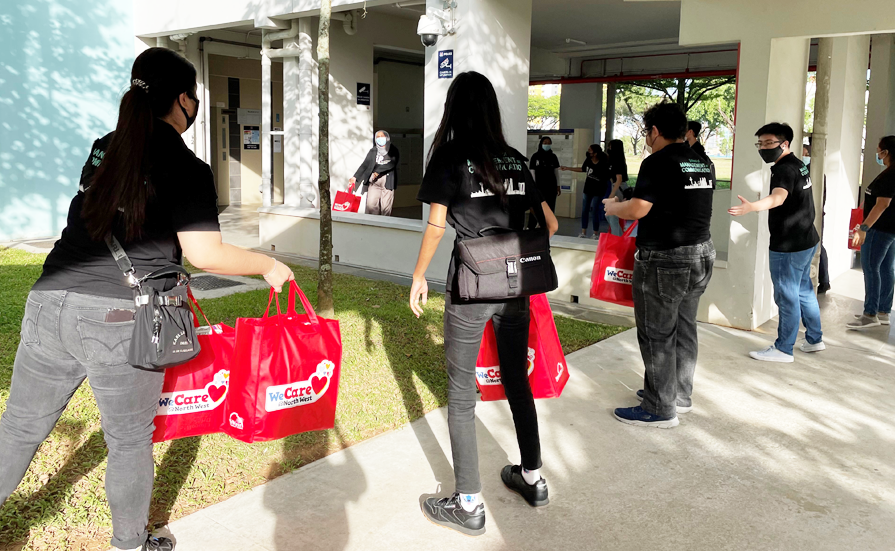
left=527, top=347, right=536, bottom=376
left=207, top=384, right=227, bottom=403
left=311, top=375, right=329, bottom=396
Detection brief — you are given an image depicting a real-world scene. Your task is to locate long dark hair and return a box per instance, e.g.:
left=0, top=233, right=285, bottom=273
left=427, top=71, right=511, bottom=200
left=589, top=143, right=609, bottom=164
left=83, top=47, right=197, bottom=241
left=881, top=136, right=895, bottom=170
left=607, top=139, right=628, bottom=179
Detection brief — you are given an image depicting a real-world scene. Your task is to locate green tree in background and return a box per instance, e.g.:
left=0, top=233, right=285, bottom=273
left=528, top=91, right=561, bottom=130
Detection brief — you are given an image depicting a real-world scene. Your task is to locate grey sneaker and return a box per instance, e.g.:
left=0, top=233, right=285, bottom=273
left=855, top=312, right=889, bottom=325
left=749, top=345, right=794, bottom=363
left=799, top=340, right=826, bottom=353
left=848, top=315, right=881, bottom=330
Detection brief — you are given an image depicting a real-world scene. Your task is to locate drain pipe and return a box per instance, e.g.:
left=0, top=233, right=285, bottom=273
left=810, top=37, right=833, bottom=287
left=261, top=21, right=300, bottom=207
left=331, top=11, right=359, bottom=35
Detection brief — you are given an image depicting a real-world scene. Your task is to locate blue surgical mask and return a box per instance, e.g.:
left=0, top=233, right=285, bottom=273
left=542, top=144, right=551, bottom=151
left=376, top=137, right=387, bottom=146
left=879, top=153, right=887, bottom=167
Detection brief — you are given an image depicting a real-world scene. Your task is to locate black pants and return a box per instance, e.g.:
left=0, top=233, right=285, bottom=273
left=443, top=293, right=541, bottom=494
left=818, top=245, right=830, bottom=288
left=528, top=186, right=558, bottom=229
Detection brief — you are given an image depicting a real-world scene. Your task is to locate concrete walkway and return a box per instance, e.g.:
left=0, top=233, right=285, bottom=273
left=156, top=269, right=895, bottom=551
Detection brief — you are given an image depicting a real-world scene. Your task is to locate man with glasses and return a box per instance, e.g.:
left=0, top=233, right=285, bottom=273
left=729, top=122, right=824, bottom=362
left=604, top=102, right=715, bottom=428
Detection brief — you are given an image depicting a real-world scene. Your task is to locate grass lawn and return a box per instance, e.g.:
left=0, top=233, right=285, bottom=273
left=0, top=248, right=627, bottom=551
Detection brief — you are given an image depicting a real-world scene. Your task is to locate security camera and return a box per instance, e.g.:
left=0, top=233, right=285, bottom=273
left=417, top=6, right=454, bottom=47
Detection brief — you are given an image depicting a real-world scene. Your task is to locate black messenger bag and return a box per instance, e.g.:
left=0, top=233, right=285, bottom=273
left=105, top=235, right=200, bottom=370
left=455, top=226, right=558, bottom=301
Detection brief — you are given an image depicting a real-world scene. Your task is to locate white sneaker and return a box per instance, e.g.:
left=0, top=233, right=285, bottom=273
left=578, top=233, right=588, bottom=239
left=749, top=345, right=794, bottom=363
left=799, top=340, right=826, bottom=353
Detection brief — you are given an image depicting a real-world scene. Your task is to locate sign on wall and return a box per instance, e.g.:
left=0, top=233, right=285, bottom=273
left=243, top=126, right=260, bottom=150
left=357, top=83, right=371, bottom=106
left=237, top=108, right=262, bottom=125
left=438, top=50, right=453, bottom=79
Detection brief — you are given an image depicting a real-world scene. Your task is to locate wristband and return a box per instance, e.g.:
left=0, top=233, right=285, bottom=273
left=860, top=224, right=870, bottom=232
left=264, top=258, right=278, bottom=278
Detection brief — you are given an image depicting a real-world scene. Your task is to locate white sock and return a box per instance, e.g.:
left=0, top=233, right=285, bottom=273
left=458, top=492, right=482, bottom=512
left=522, top=468, right=541, bottom=485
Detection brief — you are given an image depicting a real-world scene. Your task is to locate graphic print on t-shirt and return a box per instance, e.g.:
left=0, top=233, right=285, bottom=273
left=681, top=159, right=714, bottom=189
left=469, top=156, right=527, bottom=198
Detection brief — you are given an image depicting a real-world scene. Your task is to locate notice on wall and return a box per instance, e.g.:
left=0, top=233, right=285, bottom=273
left=273, top=127, right=282, bottom=153
left=243, top=126, right=260, bottom=150
left=357, top=83, right=371, bottom=106
left=237, top=108, right=262, bottom=125
left=438, top=50, right=453, bottom=79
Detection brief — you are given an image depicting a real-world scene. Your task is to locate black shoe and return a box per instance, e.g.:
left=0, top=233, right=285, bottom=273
left=818, top=283, right=831, bottom=294
left=421, top=493, right=485, bottom=537
left=501, top=465, right=549, bottom=507
left=143, top=536, right=174, bottom=551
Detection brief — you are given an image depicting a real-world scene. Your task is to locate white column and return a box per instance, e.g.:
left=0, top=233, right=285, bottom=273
left=605, top=83, right=616, bottom=143
left=299, top=18, right=318, bottom=208
left=702, top=37, right=810, bottom=330
left=284, top=32, right=301, bottom=206
left=823, top=35, right=871, bottom=280
left=864, top=34, right=895, bottom=187
left=559, top=83, right=603, bottom=139
left=261, top=36, right=273, bottom=208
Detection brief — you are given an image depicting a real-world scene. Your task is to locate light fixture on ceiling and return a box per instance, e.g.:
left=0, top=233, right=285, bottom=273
left=565, top=38, right=586, bottom=46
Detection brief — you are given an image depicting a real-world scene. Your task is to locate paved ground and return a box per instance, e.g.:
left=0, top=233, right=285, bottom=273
left=154, top=268, right=895, bottom=551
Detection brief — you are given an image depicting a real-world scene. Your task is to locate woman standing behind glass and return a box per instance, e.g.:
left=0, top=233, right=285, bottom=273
left=527, top=136, right=561, bottom=229
left=409, top=71, right=558, bottom=537
left=562, top=144, right=611, bottom=238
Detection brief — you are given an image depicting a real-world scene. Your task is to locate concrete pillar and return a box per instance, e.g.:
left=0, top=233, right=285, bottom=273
left=822, top=35, right=871, bottom=280
left=261, top=37, right=273, bottom=207
left=864, top=34, right=895, bottom=188
left=559, top=83, right=603, bottom=142
left=284, top=32, right=301, bottom=206
left=605, top=83, right=616, bottom=143
left=705, top=37, right=810, bottom=330
left=299, top=18, right=318, bottom=208
left=184, top=34, right=206, bottom=163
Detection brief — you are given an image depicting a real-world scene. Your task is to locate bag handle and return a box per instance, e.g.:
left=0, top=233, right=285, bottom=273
left=264, top=288, right=284, bottom=319
left=186, top=287, right=212, bottom=328
left=622, top=220, right=639, bottom=238
left=477, top=226, right=515, bottom=237
left=287, top=281, right=320, bottom=325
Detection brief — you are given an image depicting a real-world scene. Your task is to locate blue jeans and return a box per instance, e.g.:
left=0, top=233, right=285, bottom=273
left=768, top=245, right=823, bottom=355
left=581, top=193, right=602, bottom=233
left=861, top=228, right=895, bottom=316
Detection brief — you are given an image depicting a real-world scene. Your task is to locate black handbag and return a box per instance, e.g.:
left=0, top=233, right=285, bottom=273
left=454, top=225, right=558, bottom=300
left=105, top=235, right=200, bottom=370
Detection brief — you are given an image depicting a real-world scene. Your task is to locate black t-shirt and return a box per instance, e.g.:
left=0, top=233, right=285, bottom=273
left=529, top=149, right=560, bottom=192
left=582, top=158, right=610, bottom=197
left=768, top=153, right=820, bottom=252
left=633, top=142, right=714, bottom=250
left=864, top=167, right=895, bottom=234
left=33, top=122, right=221, bottom=299
left=690, top=140, right=710, bottom=163
left=417, top=141, right=544, bottom=291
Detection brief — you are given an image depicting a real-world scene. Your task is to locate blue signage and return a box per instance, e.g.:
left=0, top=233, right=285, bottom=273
left=438, top=50, right=453, bottom=79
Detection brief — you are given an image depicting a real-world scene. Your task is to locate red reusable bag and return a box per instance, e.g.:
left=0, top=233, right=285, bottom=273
left=224, top=282, right=342, bottom=443
left=332, top=183, right=361, bottom=213
left=475, top=295, right=569, bottom=401
left=590, top=222, right=638, bottom=307
left=849, top=208, right=864, bottom=250
left=152, top=291, right=236, bottom=442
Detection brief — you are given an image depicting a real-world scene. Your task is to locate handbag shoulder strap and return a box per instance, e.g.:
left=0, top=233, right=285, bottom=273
left=104, top=234, right=139, bottom=287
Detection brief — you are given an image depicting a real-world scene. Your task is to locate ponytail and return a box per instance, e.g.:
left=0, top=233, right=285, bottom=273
left=83, top=47, right=197, bottom=241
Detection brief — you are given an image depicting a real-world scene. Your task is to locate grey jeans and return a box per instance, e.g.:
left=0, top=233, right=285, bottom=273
left=633, top=241, right=715, bottom=418
left=0, top=290, right=164, bottom=549
left=443, top=294, right=541, bottom=494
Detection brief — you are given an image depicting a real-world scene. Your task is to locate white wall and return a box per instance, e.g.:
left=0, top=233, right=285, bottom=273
left=559, top=83, right=602, bottom=139
left=864, top=34, right=895, bottom=187
left=375, top=60, right=424, bottom=131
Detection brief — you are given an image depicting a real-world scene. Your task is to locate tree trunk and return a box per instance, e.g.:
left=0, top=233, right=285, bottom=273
left=316, top=0, right=334, bottom=317
left=676, top=78, right=687, bottom=110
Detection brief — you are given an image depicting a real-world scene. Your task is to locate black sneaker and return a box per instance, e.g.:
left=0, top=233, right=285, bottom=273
left=143, top=536, right=174, bottom=551
left=500, top=465, right=549, bottom=507
left=421, top=493, right=485, bottom=537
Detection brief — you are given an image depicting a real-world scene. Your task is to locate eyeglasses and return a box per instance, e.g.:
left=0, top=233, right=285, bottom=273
left=754, top=140, right=782, bottom=149
left=640, top=127, right=652, bottom=138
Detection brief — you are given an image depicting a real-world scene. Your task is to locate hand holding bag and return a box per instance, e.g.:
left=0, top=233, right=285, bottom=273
left=333, top=182, right=362, bottom=213
left=590, top=222, right=638, bottom=307
left=849, top=208, right=863, bottom=250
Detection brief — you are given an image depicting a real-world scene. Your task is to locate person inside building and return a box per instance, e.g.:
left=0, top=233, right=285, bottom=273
left=605, top=139, right=630, bottom=236
left=409, top=71, right=559, bottom=536
left=528, top=135, right=561, bottom=229
left=848, top=135, right=895, bottom=329
left=0, top=48, right=294, bottom=551
left=685, top=120, right=710, bottom=163
left=729, top=122, right=824, bottom=361
left=803, top=142, right=831, bottom=293
left=603, top=102, right=716, bottom=428
left=562, top=144, right=611, bottom=238
left=349, top=130, right=400, bottom=216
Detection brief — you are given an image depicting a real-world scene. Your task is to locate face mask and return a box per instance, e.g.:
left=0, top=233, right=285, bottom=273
left=181, top=93, right=199, bottom=131
left=376, top=137, right=387, bottom=146
left=803, top=156, right=810, bottom=164
left=758, top=146, right=783, bottom=164
left=879, top=153, right=887, bottom=167
left=643, top=134, right=653, bottom=155
left=542, top=144, right=551, bottom=151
